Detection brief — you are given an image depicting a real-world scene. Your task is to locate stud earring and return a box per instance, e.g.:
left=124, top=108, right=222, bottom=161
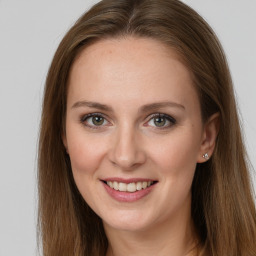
left=203, top=153, right=209, bottom=160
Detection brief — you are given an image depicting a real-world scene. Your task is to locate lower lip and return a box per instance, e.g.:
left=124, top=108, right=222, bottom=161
left=102, top=182, right=156, bottom=202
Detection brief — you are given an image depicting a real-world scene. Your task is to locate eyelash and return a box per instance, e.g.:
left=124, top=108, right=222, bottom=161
left=80, top=113, right=176, bottom=130
left=80, top=113, right=110, bottom=129
left=145, top=113, right=176, bottom=129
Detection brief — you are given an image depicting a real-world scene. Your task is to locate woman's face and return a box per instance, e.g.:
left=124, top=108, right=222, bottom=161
left=64, top=37, right=210, bottom=232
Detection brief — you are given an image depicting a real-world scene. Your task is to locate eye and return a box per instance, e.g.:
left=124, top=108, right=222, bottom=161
left=146, top=113, right=176, bottom=128
left=80, top=113, right=109, bottom=128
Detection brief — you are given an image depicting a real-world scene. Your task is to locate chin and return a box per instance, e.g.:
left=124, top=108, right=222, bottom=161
left=101, top=208, right=158, bottom=233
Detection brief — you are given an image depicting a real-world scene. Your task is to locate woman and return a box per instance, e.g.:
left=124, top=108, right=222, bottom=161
left=38, top=0, right=256, bottom=255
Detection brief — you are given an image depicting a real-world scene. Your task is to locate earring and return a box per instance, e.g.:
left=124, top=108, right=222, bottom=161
left=203, top=153, right=209, bottom=160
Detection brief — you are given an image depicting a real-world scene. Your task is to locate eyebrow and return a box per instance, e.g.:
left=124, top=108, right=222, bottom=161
left=140, top=102, right=185, bottom=113
left=72, top=101, right=113, bottom=112
left=71, top=100, right=185, bottom=112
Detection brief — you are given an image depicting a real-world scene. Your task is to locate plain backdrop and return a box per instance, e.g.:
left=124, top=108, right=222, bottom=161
left=0, top=1, right=255, bottom=255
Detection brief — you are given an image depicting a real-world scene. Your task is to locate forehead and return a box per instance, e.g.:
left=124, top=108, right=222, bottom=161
left=67, top=37, right=198, bottom=110
left=72, top=37, right=186, bottom=77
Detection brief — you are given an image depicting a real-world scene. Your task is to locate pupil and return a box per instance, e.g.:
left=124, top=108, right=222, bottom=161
left=92, top=116, right=104, bottom=125
left=154, top=117, right=166, bottom=127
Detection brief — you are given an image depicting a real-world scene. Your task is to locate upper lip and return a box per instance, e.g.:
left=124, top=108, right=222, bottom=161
left=101, top=177, right=157, bottom=184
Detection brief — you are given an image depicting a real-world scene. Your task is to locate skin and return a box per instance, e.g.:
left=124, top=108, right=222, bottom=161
left=64, top=37, right=219, bottom=256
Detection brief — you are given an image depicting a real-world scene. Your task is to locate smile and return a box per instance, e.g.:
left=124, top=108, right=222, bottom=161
left=105, top=181, right=154, bottom=193
left=102, top=179, right=158, bottom=202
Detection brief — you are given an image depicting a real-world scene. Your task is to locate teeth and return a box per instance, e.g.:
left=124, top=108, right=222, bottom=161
left=106, top=181, right=154, bottom=192
left=113, top=181, right=119, bottom=190
left=142, top=181, right=148, bottom=189
left=107, top=181, right=113, bottom=188
left=136, top=182, right=142, bottom=191
left=127, top=182, right=136, bottom=192
left=119, top=182, right=127, bottom=192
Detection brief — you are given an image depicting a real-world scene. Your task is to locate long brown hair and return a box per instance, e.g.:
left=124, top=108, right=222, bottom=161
left=38, top=0, right=256, bottom=255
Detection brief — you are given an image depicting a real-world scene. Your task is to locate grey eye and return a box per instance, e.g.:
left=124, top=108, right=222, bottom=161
left=91, top=116, right=105, bottom=126
left=147, top=114, right=176, bottom=128
left=153, top=116, right=166, bottom=127
left=81, top=114, right=108, bottom=127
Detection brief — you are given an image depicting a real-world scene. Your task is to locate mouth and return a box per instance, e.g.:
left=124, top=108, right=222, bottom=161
left=102, top=180, right=158, bottom=193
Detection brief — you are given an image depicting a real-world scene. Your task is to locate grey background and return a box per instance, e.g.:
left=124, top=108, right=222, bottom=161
left=0, top=1, right=255, bottom=255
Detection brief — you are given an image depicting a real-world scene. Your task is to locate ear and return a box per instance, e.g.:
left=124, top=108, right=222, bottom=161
left=197, top=112, right=220, bottom=163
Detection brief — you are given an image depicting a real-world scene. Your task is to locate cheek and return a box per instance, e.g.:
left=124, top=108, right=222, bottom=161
left=67, top=129, right=107, bottom=175
left=66, top=131, right=108, bottom=207
left=149, top=129, right=201, bottom=178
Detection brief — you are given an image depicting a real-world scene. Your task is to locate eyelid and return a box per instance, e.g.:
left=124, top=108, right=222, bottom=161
left=80, top=112, right=111, bottom=129
left=80, top=112, right=103, bottom=121
left=144, top=113, right=176, bottom=128
left=79, top=112, right=176, bottom=130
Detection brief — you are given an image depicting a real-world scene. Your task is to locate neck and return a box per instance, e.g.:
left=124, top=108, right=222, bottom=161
left=104, top=208, right=199, bottom=256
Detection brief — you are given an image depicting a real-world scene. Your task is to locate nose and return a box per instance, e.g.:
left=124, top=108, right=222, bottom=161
left=108, top=124, right=146, bottom=170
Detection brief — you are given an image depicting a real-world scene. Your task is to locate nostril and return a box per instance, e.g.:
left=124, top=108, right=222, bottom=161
left=108, top=134, right=147, bottom=169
